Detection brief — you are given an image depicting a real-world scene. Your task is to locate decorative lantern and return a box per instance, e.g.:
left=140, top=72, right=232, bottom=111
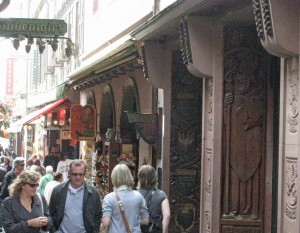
left=58, top=109, right=66, bottom=126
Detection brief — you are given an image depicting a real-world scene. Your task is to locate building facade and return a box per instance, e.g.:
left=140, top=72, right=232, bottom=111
left=6, top=0, right=300, bottom=232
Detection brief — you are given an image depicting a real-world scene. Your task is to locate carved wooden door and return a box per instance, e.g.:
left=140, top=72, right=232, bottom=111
left=169, top=51, right=202, bottom=232
left=221, top=26, right=276, bottom=233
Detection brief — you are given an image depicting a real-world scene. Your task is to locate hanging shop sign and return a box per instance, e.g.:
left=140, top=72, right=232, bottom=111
left=70, top=104, right=96, bottom=141
left=0, top=18, right=67, bottom=37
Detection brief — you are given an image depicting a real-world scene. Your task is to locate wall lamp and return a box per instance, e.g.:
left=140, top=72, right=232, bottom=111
left=11, top=34, right=74, bottom=56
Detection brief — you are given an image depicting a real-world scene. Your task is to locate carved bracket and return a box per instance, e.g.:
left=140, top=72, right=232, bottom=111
left=135, top=41, right=164, bottom=89
left=179, top=16, right=214, bottom=78
left=252, top=0, right=299, bottom=57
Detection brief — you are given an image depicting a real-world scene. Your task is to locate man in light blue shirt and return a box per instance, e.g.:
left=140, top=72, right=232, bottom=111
left=49, top=159, right=102, bottom=233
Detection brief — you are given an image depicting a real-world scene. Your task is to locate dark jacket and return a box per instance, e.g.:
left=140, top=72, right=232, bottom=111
left=1, top=194, right=53, bottom=233
left=49, top=180, right=102, bottom=233
left=0, top=164, right=12, bottom=173
left=0, top=166, right=6, bottom=200
left=0, top=166, right=6, bottom=183
left=0, top=170, right=16, bottom=201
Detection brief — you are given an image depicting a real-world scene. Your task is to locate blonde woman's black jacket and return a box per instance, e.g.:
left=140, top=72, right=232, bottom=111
left=48, top=180, right=102, bottom=233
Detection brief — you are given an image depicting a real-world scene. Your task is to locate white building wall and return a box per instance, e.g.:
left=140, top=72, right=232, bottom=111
left=83, top=0, right=152, bottom=58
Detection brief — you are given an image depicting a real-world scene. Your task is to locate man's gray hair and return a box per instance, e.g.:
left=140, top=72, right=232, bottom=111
left=46, top=165, right=53, bottom=173
left=13, top=157, right=25, bottom=167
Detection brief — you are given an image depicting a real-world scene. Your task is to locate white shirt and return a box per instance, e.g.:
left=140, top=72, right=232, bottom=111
left=56, top=159, right=73, bottom=182
left=44, top=180, right=61, bottom=204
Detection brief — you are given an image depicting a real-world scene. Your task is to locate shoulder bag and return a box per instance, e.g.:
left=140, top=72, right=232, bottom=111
left=141, top=190, right=162, bottom=233
left=36, top=193, right=49, bottom=233
left=114, top=191, right=132, bottom=233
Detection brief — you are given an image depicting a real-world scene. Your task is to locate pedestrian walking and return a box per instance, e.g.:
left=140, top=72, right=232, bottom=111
left=0, top=166, right=6, bottom=192
left=138, top=165, right=170, bottom=233
left=0, top=156, right=12, bottom=172
left=0, top=157, right=25, bottom=202
left=0, top=170, right=53, bottom=233
left=101, top=164, right=149, bottom=233
left=56, top=153, right=72, bottom=182
left=49, top=159, right=102, bottom=233
left=33, top=159, right=45, bottom=176
left=43, top=172, right=63, bottom=204
left=38, top=166, right=54, bottom=195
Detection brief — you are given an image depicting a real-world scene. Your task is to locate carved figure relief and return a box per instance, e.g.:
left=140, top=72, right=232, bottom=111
left=229, top=51, right=264, bottom=183
left=222, top=27, right=267, bottom=228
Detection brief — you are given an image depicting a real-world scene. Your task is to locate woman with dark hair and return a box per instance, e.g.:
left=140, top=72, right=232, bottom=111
left=0, top=171, right=53, bottom=233
left=137, top=165, right=170, bottom=233
left=101, top=164, right=149, bottom=232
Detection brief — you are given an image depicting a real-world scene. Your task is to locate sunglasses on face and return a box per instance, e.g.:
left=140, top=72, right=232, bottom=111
left=26, top=183, right=39, bottom=188
left=70, top=173, right=85, bottom=177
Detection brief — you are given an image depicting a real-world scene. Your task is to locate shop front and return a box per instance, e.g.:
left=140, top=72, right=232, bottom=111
left=11, top=98, right=77, bottom=163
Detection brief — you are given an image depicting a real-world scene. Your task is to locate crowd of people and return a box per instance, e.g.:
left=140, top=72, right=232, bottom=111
left=0, top=150, right=170, bottom=233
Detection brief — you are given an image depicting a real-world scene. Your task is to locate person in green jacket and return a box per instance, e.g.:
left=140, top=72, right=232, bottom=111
left=38, top=166, right=53, bottom=195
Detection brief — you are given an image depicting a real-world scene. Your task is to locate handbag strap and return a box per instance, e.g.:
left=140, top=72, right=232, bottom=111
left=114, top=191, right=131, bottom=233
left=145, top=190, right=155, bottom=207
left=37, top=193, right=44, bottom=216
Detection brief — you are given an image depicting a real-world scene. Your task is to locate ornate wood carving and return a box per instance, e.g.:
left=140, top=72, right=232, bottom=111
left=252, top=0, right=265, bottom=40
left=287, top=61, right=299, bottom=133
left=222, top=226, right=261, bottom=233
left=285, top=159, right=297, bottom=220
left=252, top=0, right=273, bottom=40
left=261, top=0, right=273, bottom=37
left=205, top=148, right=212, bottom=194
left=140, top=45, right=149, bottom=80
left=174, top=204, right=195, bottom=232
left=222, top=26, right=269, bottom=232
left=179, top=18, right=193, bottom=65
left=204, top=210, right=211, bottom=233
left=169, top=51, right=202, bottom=233
left=126, top=112, right=158, bottom=144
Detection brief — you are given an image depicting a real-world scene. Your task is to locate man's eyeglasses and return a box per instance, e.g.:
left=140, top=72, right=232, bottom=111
left=19, top=164, right=25, bottom=166
left=26, top=183, right=39, bottom=188
left=70, top=173, right=85, bottom=177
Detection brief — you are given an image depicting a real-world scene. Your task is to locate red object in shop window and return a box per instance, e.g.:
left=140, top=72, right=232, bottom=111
left=58, top=109, right=66, bottom=126
left=47, top=112, right=52, bottom=126
left=70, top=104, right=96, bottom=141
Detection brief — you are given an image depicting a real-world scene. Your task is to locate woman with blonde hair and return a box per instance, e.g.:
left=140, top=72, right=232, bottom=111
left=137, top=165, right=170, bottom=233
left=101, top=164, right=149, bottom=232
left=0, top=171, right=53, bottom=233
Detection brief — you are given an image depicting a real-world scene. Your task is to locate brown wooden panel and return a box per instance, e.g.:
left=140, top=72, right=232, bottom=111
left=169, top=51, right=202, bottom=233
left=222, top=26, right=269, bottom=232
